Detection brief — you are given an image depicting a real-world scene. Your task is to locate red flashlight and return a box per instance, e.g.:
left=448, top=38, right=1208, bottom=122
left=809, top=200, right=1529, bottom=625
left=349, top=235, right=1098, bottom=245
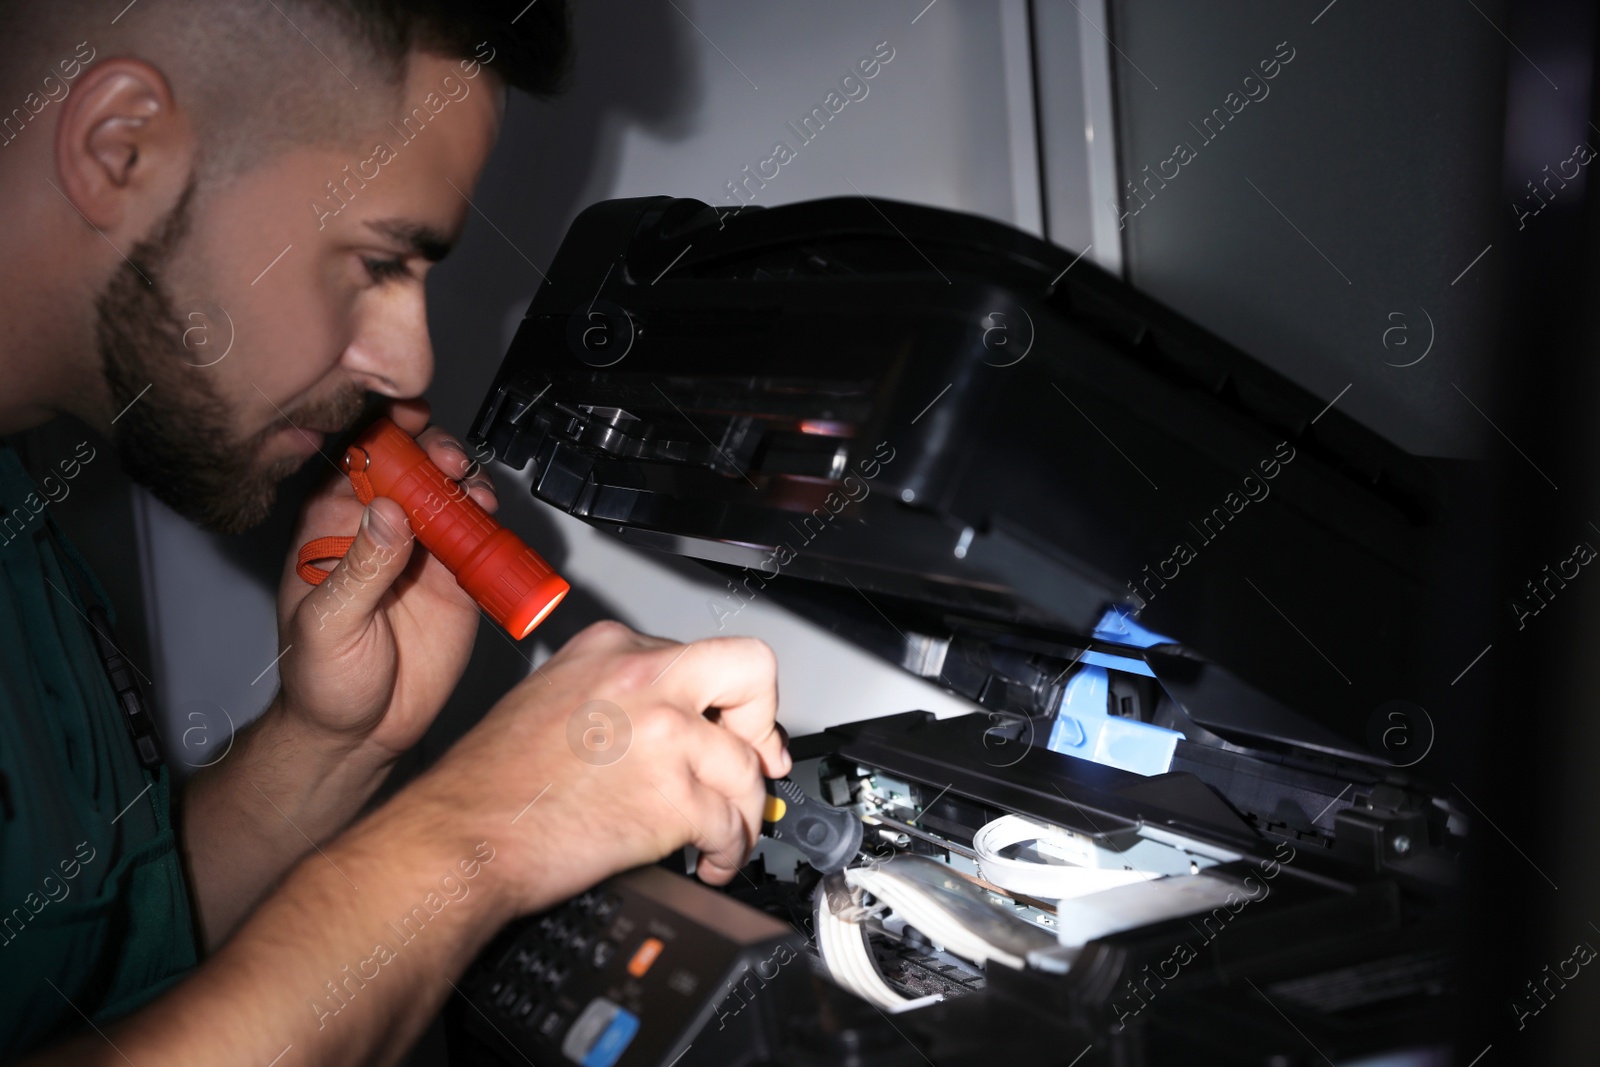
left=296, top=417, right=569, bottom=639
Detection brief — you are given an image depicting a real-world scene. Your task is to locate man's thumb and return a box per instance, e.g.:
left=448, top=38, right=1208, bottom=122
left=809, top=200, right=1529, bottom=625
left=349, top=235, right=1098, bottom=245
left=306, top=496, right=414, bottom=635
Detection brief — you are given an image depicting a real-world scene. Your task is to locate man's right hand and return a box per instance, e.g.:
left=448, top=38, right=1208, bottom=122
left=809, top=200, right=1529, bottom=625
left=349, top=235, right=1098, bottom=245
left=23, top=620, right=787, bottom=1067
left=405, top=619, right=792, bottom=921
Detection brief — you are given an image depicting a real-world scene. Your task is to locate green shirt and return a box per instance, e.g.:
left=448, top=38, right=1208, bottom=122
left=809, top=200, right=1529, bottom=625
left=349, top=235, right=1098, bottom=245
left=0, top=441, right=198, bottom=1056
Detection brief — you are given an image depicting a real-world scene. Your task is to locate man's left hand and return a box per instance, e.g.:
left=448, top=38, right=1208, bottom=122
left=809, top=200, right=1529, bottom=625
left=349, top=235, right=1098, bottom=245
left=274, top=398, right=498, bottom=762
left=183, top=400, right=503, bottom=948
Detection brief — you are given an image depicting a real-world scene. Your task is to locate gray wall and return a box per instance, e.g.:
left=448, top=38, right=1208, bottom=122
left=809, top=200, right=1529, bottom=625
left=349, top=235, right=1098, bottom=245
left=1106, top=0, right=1506, bottom=459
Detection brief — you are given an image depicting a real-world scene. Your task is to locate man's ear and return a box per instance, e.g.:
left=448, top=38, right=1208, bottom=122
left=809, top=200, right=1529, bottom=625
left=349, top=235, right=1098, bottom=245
left=53, top=58, right=194, bottom=237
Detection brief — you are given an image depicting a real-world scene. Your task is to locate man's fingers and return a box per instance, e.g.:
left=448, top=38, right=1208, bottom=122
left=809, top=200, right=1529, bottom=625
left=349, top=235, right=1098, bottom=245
left=658, top=637, right=790, bottom=777
left=671, top=779, right=757, bottom=885
left=681, top=717, right=765, bottom=861
left=555, top=620, right=677, bottom=666
left=299, top=496, right=414, bottom=640
left=417, top=426, right=498, bottom=514
left=387, top=398, right=431, bottom=435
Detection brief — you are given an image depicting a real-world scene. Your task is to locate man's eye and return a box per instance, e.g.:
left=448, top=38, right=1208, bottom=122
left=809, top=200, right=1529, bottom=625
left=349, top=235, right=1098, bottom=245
left=362, top=256, right=410, bottom=283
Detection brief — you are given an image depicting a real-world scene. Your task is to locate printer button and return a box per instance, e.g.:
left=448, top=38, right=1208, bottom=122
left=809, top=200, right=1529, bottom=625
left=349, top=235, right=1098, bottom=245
left=592, top=894, right=622, bottom=925
left=534, top=1006, right=570, bottom=1042
left=561, top=998, right=639, bottom=1067
left=543, top=963, right=571, bottom=991
left=510, top=994, right=541, bottom=1026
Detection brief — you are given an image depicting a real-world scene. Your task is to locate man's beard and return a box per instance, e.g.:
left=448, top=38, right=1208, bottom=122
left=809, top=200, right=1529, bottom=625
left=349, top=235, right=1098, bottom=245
left=96, top=184, right=369, bottom=534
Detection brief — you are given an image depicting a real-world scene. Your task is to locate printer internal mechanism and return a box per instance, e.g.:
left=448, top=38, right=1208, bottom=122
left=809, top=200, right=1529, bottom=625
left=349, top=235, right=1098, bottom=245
left=454, top=194, right=1471, bottom=1065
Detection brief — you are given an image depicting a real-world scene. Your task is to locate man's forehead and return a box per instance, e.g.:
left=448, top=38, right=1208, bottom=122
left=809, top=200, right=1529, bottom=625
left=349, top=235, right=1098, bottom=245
left=295, top=52, right=502, bottom=252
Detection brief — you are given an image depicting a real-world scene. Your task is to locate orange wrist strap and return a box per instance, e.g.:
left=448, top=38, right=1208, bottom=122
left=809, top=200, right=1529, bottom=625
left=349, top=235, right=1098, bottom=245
left=295, top=451, right=377, bottom=586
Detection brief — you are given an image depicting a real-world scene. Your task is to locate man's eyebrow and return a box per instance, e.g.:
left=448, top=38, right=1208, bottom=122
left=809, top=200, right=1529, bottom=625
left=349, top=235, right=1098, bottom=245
left=364, top=219, right=453, bottom=262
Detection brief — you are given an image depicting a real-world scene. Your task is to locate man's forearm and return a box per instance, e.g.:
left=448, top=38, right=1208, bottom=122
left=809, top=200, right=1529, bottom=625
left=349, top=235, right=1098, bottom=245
left=181, top=697, right=400, bottom=949
left=29, top=779, right=523, bottom=1067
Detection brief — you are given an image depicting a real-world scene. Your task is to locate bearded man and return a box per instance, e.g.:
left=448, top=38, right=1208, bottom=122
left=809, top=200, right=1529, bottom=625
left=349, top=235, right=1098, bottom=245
left=0, top=3, right=789, bottom=1062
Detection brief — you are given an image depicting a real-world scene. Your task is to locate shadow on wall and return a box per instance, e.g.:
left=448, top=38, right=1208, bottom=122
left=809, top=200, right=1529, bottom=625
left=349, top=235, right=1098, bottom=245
left=394, top=0, right=704, bottom=775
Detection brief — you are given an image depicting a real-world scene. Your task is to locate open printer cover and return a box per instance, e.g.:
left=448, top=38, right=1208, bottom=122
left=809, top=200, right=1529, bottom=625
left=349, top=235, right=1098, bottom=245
left=454, top=195, right=1470, bottom=1066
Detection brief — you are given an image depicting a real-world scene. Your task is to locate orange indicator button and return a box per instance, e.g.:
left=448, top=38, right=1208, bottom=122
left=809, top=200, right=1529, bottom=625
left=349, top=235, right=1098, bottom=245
left=627, top=937, right=664, bottom=978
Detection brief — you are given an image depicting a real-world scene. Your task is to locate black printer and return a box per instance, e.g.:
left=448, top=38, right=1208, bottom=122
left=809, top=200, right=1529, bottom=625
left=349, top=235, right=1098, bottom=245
left=448, top=195, right=1469, bottom=1066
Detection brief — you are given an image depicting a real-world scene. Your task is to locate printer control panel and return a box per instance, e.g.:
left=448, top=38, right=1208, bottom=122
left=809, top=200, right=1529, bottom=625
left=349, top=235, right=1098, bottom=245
left=457, top=864, right=803, bottom=1067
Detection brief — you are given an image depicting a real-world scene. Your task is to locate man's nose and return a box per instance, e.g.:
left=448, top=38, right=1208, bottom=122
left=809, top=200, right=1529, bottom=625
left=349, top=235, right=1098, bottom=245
left=341, top=286, right=435, bottom=399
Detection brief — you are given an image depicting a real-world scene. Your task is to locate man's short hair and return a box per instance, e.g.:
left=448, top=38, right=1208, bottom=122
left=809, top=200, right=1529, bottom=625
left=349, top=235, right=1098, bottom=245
left=0, top=0, right=572, bottom=180
left=312, top=0, right=573, bottom=99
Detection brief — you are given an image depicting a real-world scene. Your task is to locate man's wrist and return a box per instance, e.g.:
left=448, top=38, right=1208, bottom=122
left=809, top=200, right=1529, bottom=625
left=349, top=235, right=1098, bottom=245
left=265, top=693, right=399, bottom=782
left=229, top=696, right=400, bottom=837
left=349, top=773, right=525, bottom=931
left=180, top=696, right=410, bottom=948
